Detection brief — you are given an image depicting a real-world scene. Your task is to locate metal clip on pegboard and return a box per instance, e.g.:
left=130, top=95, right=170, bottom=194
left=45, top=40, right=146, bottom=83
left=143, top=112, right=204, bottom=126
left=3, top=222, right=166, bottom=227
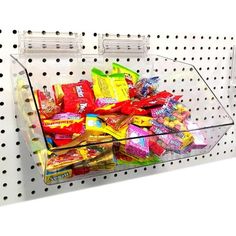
left=10, top=31, right=234, bottom=186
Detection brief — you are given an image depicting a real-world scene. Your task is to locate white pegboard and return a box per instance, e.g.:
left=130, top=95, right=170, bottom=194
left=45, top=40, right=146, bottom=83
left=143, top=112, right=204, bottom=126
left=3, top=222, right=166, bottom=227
left=0, top=30, right=236, bottom=206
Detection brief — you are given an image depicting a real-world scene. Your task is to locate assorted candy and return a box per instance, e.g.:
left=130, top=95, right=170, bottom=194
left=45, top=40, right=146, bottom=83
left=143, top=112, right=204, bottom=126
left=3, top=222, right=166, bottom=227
left=33, top=62, right=207, bottom=183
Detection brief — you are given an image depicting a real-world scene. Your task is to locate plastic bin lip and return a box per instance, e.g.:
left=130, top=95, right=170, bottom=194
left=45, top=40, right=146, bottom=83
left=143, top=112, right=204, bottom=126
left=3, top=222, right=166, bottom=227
left=10, top=53, right=234, bottom=152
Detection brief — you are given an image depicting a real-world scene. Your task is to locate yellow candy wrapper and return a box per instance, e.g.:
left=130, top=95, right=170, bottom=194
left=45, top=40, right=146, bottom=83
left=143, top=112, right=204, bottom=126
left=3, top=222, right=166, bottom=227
left=45, top=168, right=72, bottom=184
left=132, top=116, right=153, bottom=127
left=86, top=114, right=127, bottom=140
left=53, top=84, right=64, bottom=106
left=109, top=73, right=129, bottom=101
left=92, top=68, right=129, bottom=102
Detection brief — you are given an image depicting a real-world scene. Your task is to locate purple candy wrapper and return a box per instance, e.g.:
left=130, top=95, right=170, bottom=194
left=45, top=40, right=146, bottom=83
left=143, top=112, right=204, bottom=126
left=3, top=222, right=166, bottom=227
left=125, top=124, right=149, bottom=158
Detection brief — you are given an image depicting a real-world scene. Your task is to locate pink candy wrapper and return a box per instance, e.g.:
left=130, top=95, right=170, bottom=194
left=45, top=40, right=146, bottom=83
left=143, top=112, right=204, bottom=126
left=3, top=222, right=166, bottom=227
left=125, top=124, right=149, bottom=158
left=185, top=120, right=207, bottom=149
left=53, top=112, right=81, bottom=120
left=96, top=98, right=117, bottom=107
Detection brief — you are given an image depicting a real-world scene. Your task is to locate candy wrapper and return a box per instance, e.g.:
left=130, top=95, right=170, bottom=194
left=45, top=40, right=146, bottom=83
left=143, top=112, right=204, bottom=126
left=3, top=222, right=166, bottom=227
left=62, top=80, right=96, bottom=115
left=86, top=114, right=127, bottom=140
left=47, top=144, right=111, bottom=172
left=42, top=118, right=85, bottom=135
left=151, top=121, right=193, bottom=151
left=133, top=91, right=177, bottom=108
left=47, top=149, right=86, bottom=171
left=151, top=98, right=190, bottom=122
left=96, top=98, right=117, bottom=107
left=92, top=68, right=129, bottom=102
left=149, top=140, right=166, bottom=156
left=52, top=84, right=64, bottom=106
left=98, top=114, right=133, bottom=130
left=185, top=120, right=207, bottom=149
left=35, top=88, right=61, bottom=119
left=112, top=62, right=140, bottom=84
left=72, top=145, right=115, bottom=175
left=125, top=124, right=149, bottom=158
left=132, top=116, right=153, bottom=127
left=53, top=112, right=81, bottom=120
left=52, top=134, right=73, bottom=146
left=135, top=76, right=160, bottom=98
left=117, top=144, right=160, bottom=165
left=45, top=167, right=72, bottom=184
left=94, top=101, right=128, bottom=115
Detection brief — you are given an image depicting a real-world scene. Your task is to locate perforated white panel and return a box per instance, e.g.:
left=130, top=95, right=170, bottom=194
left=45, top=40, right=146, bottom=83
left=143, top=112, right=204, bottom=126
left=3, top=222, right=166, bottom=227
left=0, top=30, right=235, bottom=206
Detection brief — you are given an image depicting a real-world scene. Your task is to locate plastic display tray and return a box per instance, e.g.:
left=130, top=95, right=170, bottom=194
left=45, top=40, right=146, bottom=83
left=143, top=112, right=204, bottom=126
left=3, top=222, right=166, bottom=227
left=10, top=32, right=234, bottom=185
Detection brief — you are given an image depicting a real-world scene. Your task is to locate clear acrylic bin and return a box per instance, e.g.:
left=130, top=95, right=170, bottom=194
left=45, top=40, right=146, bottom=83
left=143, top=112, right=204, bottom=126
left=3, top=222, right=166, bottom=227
left=10, top=32, right=234, bottom=184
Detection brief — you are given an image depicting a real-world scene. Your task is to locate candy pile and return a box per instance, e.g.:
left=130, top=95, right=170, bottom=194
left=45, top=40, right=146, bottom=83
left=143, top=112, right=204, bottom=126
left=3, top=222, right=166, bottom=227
left=34, top=63, right=207, bottom=183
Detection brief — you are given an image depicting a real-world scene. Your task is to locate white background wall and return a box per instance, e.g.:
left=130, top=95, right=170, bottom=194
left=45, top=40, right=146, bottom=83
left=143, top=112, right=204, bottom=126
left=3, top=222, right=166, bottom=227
left=1, top=1, right=236, bottom=235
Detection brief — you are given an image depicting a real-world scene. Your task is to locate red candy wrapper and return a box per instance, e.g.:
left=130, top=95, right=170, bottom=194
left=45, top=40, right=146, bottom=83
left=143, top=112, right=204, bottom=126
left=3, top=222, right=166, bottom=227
left=133, top=91, right=179, bottom=108
left=125, top=77, right=137, bottom=98
left=94, top=101, right=128, bottom=115
left=62, top=80, right=96, bottom=115
left=121, top=101, right=150, bottom=115
left=52, top=134, right=73, bottom=146
left=149, top=140, right=165, bottom=156
left=36, top=89, right=61, bottom=119
left=42, top=119, right=85, bottom=135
